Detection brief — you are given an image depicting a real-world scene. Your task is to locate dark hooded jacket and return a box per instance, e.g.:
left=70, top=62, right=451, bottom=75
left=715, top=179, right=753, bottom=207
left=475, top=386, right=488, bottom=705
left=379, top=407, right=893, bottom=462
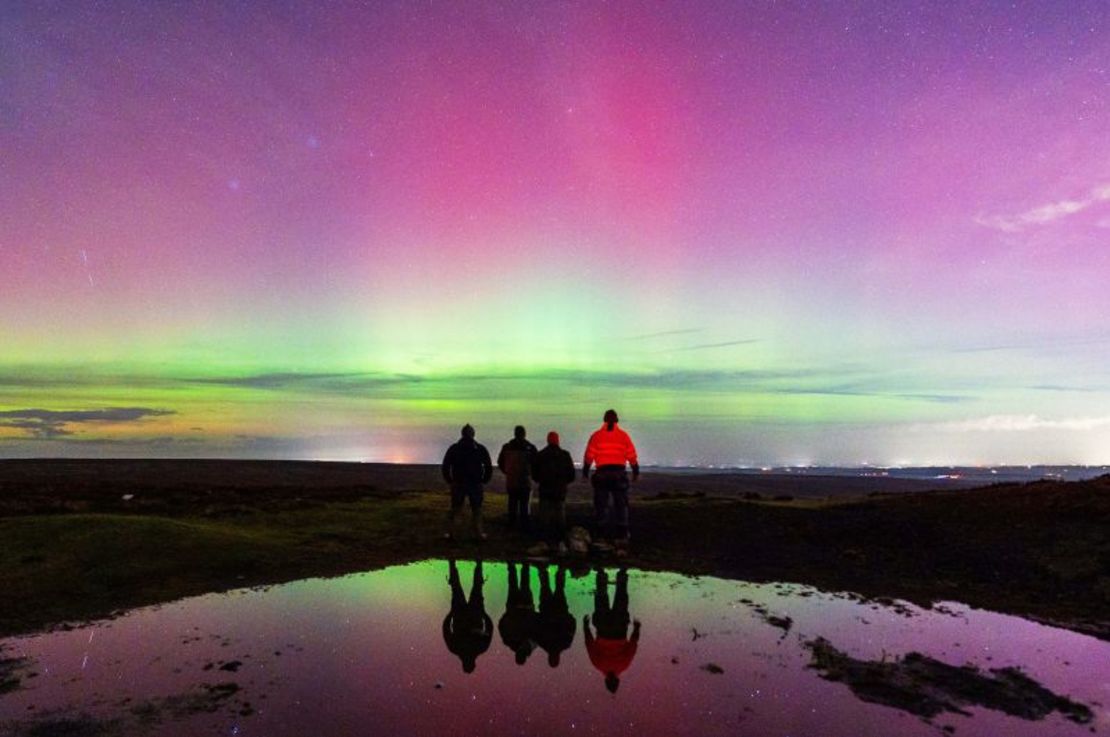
left=497, top=437, right=537, bottom=490
left=442, top=438, right=493, bottom=487
left=532, top=444, right=576, bottom=500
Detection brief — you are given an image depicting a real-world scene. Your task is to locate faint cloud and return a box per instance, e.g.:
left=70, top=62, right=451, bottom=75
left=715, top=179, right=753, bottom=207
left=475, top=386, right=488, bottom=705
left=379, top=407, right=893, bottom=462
left=71, top=436, right=189, bottom=446
left=0, top=407, right=174, bottom=439
left=187, top=371, right=422, bottom=392
left=895, top=393, right=970, bottom=404
left=974, top=183, right=1110, bottom=232
left=189, top=371, right=358, bottom=389
left=624, top=328, right=702, bottom=341
left=948, top=333, right=1110, bottom=354
left=0, top=370, right=169, bottom=389
left=668, top=339, right=761, bottom=352
left=923, top=415, right=1110, bottom=432
left=1029, top=384, right=1103, bottom=393
left=0, top=366, right=965, bottom=415
left=774, top=385, right=972, bottom=403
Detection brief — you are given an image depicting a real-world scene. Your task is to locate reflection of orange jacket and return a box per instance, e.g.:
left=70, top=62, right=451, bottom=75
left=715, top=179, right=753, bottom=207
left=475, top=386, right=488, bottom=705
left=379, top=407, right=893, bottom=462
left=584, top=425, right=638, bottom=468
left=585, top=635, right=638, bottom=676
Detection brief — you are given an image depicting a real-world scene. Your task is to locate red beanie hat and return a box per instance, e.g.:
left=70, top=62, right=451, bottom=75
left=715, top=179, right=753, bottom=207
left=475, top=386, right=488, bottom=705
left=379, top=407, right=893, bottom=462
left=547, top=431, right=560, bottom=446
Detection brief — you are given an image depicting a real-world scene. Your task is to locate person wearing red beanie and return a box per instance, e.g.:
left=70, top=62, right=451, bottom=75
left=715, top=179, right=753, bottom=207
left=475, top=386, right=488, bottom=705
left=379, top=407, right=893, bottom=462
left=531, top=430, right=576, bottom=544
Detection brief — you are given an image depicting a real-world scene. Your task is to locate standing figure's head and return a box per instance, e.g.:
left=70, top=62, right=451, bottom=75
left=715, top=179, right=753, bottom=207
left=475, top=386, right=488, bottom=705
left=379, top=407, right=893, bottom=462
left=603, top=409, right=619, bottom=429
left=605, top=672, right=621, bottom=693
left=514, top=425, right=526, bottom=440
left=461, top=424, right=476, bottom=439
left=546, top=431, right=560, bottom=447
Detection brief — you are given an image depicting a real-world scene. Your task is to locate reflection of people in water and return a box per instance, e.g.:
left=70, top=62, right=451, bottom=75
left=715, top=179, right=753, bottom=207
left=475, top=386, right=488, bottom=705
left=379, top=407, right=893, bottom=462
left=584, top=567, right=641, bottom=693
left=443, top=559, right=493, bottom=673
left=498, top=562, right=537, bottom=665
left=535, top=565, right=576, bottom=667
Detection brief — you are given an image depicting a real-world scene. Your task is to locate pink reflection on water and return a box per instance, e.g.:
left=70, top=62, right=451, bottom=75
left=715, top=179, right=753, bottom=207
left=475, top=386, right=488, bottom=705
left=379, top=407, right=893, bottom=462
left=1, top=562, right=1106, bottom=736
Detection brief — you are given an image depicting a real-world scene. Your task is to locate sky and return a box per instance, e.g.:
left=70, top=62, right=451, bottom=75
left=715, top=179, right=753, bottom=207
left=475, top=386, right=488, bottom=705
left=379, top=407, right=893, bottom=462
left=2, top=1, right=1109, bottom=465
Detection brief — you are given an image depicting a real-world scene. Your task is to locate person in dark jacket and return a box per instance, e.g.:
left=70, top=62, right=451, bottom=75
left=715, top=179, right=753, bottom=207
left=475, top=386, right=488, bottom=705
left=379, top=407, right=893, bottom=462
left=442, top=424, right=493, bottom=540
left=584, top=567, right=641, bottom=694
left=498, top=561, right=537, bottom=665
left=531, top=431, right=576, bottom=543
left=535, top=564, right=576, bottom=668
left=497, top=425, right=537, bottom=531
left=442, top=559, right=493, bottom=674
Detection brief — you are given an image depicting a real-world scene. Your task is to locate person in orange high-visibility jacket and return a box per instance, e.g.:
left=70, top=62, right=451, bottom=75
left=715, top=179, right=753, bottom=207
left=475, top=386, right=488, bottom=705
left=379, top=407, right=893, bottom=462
left=583, top=567, right=641, bottom=693
left=582, top=409, right=639, bottom=541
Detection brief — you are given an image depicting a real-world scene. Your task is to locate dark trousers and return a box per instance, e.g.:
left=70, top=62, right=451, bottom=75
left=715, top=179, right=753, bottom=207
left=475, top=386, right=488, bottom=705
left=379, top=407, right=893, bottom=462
left=536, top=496, right=566, bottom=543
left=507, top=486, right=532, bottom=528
left=591, top=466, right=630, bottom=538
left=447, top=484, right=484, bottom=536
left=593, top=568, right=630, bottom=638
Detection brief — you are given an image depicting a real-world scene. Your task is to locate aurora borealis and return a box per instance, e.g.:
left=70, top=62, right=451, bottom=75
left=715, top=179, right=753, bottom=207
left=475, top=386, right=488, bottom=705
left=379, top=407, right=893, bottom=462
left=2, top=1, right=1109, bottom=464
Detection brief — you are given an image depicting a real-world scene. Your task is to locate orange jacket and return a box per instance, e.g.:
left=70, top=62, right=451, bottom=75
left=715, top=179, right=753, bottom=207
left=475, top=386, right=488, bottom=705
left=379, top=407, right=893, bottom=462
left=585, top=635, right=638, bottom=677
left=584, top=424, right=638, bottom=469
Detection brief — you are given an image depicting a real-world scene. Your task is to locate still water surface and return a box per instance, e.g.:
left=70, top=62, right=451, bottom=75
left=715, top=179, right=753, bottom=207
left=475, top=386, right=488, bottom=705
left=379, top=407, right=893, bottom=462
left=1, top=560, right=1106, bottom=736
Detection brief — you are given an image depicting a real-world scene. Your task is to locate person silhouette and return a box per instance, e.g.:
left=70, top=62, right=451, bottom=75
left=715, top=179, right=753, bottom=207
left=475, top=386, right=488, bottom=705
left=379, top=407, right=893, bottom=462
left=442, top=559, right=493, bottom=673
left=498, top=562, right=537, bottom=665
left=497, top=426, right=537, bottom=531
left=442, top=424, right=494, bottom=540
left=532, top=431, right=577, bottom=545
left=535, top=564, right=576, bottom=668
left=582, top=409, right=639, bottom=541
left=583, top=567, right=641, bottom=693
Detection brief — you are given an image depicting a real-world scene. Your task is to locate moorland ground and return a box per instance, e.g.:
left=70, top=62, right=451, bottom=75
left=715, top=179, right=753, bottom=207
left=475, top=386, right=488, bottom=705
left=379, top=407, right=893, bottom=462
left=1, top=459, right=1106, bottom=641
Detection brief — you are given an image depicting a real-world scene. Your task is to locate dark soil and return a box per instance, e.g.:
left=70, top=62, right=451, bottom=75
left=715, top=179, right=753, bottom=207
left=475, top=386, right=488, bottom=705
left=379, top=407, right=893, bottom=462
left=0, top=460, right=1106, bottom=642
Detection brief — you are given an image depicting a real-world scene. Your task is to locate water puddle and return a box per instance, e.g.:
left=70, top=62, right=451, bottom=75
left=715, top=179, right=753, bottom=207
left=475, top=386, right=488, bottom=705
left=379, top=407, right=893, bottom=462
left=1, top=560, right=1106, bottom=736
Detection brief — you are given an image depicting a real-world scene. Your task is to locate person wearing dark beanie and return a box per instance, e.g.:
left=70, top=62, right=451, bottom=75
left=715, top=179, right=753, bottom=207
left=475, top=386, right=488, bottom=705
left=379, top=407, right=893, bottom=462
left=442, top=424, right=493, bottom=540
left=497, top=425, right=538, bottom=531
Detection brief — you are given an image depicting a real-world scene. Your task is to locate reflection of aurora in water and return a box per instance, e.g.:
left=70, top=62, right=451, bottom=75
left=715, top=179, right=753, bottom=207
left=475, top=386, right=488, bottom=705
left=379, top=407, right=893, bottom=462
left=0, top=561, right=1105, bottom=737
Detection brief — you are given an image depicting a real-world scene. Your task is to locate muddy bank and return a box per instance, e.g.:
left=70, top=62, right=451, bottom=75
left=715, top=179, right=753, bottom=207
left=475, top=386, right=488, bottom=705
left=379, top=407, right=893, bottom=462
left=806, top=637, right=1094, bottom=726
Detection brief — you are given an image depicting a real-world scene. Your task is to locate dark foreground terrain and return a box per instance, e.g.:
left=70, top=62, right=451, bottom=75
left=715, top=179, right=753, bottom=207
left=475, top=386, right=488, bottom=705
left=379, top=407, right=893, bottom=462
left=0, top=459, right=1106, bottom=640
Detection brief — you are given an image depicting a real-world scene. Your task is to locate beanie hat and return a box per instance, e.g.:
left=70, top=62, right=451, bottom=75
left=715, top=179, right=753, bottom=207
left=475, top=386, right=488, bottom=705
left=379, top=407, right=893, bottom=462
left=547, top=431, right=560, bottom=446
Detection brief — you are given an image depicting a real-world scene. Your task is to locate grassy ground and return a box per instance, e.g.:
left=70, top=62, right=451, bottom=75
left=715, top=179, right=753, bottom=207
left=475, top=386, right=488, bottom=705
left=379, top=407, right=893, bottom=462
left=0, top=461, right=1106, bottom=640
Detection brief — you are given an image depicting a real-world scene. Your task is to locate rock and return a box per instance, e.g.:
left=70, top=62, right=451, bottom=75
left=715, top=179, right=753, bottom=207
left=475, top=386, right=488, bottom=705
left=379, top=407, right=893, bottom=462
left=567, top=526, right=591, bottom=554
